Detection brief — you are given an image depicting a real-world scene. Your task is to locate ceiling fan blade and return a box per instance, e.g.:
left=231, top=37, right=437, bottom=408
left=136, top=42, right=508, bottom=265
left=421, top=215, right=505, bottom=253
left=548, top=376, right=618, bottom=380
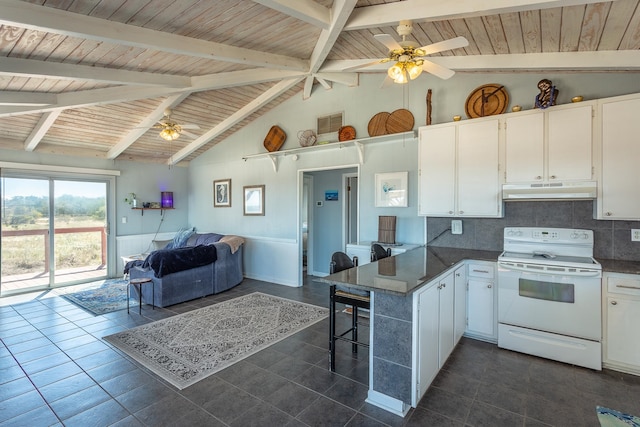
left=419, top=36, right=469, bottom=56
left=379, top=75, right=394, bottom=89
left=374, top=33, right=402, bottom=52
left=181, top=124, right=200, bottom=130
left=181, top=130, right=199, bottom=139
left=421, top=59, right=455, bottom=80
left=343, top=59, right=385, bottom=72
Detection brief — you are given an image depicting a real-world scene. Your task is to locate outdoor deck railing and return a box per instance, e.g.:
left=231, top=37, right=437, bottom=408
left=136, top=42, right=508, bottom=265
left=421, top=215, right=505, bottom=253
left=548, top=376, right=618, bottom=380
left=1, top=227, right=107, bottom=273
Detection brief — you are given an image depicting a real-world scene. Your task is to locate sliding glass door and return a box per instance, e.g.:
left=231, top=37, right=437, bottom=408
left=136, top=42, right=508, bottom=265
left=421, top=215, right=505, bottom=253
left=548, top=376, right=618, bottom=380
left=1, top=175, right=110, bottom=295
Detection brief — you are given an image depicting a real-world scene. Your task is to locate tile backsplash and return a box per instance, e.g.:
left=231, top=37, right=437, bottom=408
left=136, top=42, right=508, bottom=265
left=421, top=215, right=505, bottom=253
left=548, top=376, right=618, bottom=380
left=426, top=200, right=640, bottom=261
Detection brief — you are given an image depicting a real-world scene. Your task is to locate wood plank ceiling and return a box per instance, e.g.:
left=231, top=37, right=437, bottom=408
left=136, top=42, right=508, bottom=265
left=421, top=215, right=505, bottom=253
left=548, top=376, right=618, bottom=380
left=0, top=0, right=638, bottom=165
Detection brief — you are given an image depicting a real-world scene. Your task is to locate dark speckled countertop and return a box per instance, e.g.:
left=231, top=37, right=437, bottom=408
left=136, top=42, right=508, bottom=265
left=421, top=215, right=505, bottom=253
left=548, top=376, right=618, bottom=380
left=596, top=258, right=640, bottom=275
left=316, top=246, right=502, bottom=296
left=316, top=247, right=640, bottom=297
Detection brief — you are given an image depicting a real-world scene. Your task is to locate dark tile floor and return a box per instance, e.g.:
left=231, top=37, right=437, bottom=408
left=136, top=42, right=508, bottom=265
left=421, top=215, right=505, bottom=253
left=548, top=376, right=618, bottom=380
left=1, top=277, right=639, bottom=426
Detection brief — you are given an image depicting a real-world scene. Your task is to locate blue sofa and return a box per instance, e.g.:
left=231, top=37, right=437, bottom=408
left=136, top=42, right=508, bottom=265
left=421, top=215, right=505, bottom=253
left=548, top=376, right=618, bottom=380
left=129, top=232, right=244, bottom=307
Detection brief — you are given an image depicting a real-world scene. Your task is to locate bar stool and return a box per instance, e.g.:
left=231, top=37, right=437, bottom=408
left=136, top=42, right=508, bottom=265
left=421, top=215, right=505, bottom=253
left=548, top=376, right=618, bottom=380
left=128, top=277, right=154, bottom=315
left=329, top=252, right=370, bottom=372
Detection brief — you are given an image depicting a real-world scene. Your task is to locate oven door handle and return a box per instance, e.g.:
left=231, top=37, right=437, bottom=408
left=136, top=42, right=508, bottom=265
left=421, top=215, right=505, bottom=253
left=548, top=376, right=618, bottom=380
left=498, top=262, right=601, bottom=277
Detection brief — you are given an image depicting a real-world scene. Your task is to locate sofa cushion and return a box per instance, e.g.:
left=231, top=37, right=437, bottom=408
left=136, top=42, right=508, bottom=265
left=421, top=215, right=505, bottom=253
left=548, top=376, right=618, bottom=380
left=186, top=233, right=224, bottom=246
left=165, top=227, right=196, bottom=249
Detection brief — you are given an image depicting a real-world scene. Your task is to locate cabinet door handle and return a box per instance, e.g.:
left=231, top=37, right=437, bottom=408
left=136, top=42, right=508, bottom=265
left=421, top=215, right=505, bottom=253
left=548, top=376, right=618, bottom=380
left=610, top=301, right=617, bottom=305
left=448, top=210, right=454, bottom=214
left=441, top=283, right=446, bottom=288
left=487, top=284, right=492, bottom=288
left=606, top=212, right=612, bottom=216
left=456, top=273, right=461, bottom=277
left=550, top=175, right=557, bottom=179
left=535, top=176, right=542, bottom=180
left=459, top=210, right=464, bottom=214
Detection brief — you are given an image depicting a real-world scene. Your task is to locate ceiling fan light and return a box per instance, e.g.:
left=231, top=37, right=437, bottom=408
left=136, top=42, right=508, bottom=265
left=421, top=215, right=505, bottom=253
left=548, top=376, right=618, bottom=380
left=159, top=127, right=180, bottom=141
left=406, top=61, right=423, bottom=80
left=394, top=68, right=408, bottom=84
left=388, top=62, right=404, bottom=80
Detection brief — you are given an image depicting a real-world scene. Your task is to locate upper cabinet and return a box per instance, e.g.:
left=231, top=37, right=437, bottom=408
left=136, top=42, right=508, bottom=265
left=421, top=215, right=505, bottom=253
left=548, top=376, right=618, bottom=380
left=597, top=94, right=640, bottom=220
left=418, top=119, right=501, bottom=217
left=504, top=103, right=594, bottom=183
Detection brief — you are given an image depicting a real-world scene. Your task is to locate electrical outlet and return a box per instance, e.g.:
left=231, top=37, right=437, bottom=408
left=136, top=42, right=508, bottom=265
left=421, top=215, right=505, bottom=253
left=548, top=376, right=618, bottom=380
left=632, top=229, right=640, bottom=241
left=451, top=220, right=463, bottom=235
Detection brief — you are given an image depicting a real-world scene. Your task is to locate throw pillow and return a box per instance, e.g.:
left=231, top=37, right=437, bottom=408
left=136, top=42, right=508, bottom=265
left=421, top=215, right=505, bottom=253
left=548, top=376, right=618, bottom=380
left=165, top=227, right=196, bottom=250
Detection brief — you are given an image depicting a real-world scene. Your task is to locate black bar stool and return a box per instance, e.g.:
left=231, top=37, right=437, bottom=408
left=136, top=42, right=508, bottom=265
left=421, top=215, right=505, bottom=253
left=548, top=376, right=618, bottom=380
left=329, top=252, right=370, bottom=372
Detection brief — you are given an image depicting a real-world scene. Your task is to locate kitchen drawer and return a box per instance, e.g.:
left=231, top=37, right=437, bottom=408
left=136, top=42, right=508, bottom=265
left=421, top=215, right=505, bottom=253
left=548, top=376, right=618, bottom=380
left=468, top=263, right=495, bottom=278
left=607, top=276, right=640, bottom=296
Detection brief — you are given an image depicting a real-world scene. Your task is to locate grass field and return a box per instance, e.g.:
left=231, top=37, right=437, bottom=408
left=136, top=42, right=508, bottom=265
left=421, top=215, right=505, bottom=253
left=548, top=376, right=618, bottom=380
left=1, top=216, right=105, bottom=276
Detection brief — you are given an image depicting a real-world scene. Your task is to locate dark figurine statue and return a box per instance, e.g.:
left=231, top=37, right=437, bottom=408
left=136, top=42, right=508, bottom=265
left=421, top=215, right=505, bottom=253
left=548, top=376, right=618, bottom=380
left=535, top=79, right=558, bottom=109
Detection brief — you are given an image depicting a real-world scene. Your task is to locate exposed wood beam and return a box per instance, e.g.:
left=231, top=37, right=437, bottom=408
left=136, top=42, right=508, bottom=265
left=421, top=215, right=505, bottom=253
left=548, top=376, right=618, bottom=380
left=303, top=76, right=315, bottom=100
left=0, top=91, right=56, bottom=106
left=0, top=57, right=191, bottom=88
left=320, top=50, right=640, bottom=72
left=316, top=77, right=332, bottom=90
left=0, top=69, right=305, bottom=118
left=252, top=0, right=331, bottom=29
left=107, top=93, right=191, bottom=160
left=309, top=0, right=358, bottom=74
left=314, top=72, right=358, bottom=87
left=169, top=78, right=304, bottom=165
left=0, top=0, right=308, bottom=72
left=24, top=110, right=62, bottom=152
left=344, top=0, right=616, bottom=30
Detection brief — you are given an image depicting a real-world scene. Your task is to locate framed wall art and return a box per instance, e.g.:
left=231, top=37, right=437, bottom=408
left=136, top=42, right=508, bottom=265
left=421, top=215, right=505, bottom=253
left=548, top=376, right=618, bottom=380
left=243, top=185, right=265, bottom=216
left=213, top=179, right=231, bottom=207
left=375, top=172, right=408, bottom=207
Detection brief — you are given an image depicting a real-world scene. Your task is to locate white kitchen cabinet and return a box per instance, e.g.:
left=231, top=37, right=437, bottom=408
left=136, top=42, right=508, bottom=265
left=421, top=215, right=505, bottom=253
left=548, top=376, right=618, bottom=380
left=465, top=262, right=497, bottom=342
left=603, top=272, right=640, bottom=375
left=413, top=268, right=457, bottom=404
left=505, top=104, right=593, bottom=183
left=453, top=265, right=467, bottom=345
left=418, top=119, right=501, bottom=217
left=598, top=94, right=640, bottom=220
left=415, top=282, right=440, bottom=401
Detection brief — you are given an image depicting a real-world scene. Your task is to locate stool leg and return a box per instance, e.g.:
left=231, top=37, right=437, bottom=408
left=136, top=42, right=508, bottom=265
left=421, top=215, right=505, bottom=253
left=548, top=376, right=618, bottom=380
left=127, top=281, right=130, bottom=314
left=352, top=306, right=358, bottom=353
left=138, top=283, right=142, bottom=315
left=151, top=281, right=155, bottom=310
left=329, top=285, right=336, bottom=372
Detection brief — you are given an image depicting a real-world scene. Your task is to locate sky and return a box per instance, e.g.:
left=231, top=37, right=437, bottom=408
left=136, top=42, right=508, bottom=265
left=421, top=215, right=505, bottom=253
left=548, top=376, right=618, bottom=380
left=1, top=178, right=106, bottom=200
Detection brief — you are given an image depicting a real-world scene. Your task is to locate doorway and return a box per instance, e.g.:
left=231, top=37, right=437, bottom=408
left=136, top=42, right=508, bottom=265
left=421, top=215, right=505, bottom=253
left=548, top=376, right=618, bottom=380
left=1, top=175, right=112, bottom=296
left=299, top=166, right=358, bottom=285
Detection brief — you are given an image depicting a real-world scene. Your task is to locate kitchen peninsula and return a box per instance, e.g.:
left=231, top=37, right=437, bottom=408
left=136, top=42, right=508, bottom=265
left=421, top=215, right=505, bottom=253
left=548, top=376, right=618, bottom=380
left=317, top=246, right=500, bottom=416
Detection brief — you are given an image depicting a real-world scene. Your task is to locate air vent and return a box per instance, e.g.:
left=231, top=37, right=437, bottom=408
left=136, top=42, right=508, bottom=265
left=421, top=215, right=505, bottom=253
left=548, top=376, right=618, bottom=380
left=317, top=112, right=343, bottom=136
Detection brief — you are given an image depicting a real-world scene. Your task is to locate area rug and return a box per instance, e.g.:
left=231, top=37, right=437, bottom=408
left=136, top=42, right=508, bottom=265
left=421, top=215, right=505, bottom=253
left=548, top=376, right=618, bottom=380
left=55, top=278, right=138, bottom=315
left=103, top=292, right=328, bottom=389
left=597, top=406, right=640, bottom=427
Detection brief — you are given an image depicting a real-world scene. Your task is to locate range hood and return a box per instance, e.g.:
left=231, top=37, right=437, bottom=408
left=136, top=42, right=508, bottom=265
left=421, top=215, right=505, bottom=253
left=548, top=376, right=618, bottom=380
left=502, top=181, right=597, bottom=200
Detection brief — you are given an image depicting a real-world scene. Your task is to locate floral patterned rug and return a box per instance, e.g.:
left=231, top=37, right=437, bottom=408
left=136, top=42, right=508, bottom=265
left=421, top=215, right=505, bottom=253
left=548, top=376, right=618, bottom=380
left=103, top=292, right=328, bottom=389
left=55, top=278, right=138, bottom=315
left=597, top=406, right=640, bottom=427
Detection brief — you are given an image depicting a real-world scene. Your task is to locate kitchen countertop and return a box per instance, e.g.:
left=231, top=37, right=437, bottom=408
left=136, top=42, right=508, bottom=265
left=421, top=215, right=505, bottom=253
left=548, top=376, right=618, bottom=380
left=316, top=246, right=501, bottom=296
left=316, top=246, right=640, bottom=297
left=596, top=258, right=640, bottom=275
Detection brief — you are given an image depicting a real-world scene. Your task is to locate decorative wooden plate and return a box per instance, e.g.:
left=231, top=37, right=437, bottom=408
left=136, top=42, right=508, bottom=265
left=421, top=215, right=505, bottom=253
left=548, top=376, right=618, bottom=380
left=263, top=125, right=286, bottom=152
left=386, top=109, right=414, bottom=134
left=465, top=84, right=509, bottom=118
left=368, top=112, right=390, bottom=137
left=338, top=125, right=356, bottom=141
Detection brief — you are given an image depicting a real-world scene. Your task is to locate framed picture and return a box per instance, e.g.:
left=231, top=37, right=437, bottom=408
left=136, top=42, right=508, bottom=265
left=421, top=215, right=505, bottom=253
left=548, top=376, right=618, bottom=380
left=213, top=179, right=231, bottom=207
left=243, top=185, right=265, bottom=216
left=375, top=172, right=408, bottom=207
left=325, top=190, right=338, bottom=201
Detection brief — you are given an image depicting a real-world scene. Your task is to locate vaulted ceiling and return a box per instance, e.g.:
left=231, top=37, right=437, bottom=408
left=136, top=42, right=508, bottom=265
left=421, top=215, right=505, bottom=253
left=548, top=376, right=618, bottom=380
left=0, top=0, right=638, bottom=165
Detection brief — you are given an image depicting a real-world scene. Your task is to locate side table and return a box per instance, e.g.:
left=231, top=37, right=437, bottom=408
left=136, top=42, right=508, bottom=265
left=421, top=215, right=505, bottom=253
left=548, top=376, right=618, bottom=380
left=128, top=277, right=154, bottom=315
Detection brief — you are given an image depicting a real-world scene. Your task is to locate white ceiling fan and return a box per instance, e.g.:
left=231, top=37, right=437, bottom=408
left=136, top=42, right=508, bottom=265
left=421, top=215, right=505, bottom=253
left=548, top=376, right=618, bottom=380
left=153, top=108, right=200, bottom=141
left=358, top=20, right=469, bottom=83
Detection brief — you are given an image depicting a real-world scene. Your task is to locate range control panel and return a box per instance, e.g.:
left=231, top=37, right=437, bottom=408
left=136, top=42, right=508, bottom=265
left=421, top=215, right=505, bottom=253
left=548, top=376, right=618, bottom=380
left=504, top=227, right=594, bottom=245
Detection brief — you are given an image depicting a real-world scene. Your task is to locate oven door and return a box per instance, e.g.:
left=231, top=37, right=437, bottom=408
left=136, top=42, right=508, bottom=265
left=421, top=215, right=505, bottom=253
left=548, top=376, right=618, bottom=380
left=498, top=263, right=602, bottom=341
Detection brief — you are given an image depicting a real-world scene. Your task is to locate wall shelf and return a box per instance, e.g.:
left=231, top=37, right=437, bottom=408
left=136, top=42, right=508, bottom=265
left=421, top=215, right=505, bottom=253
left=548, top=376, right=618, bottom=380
left=132, top=207, right=174, bottom=216
left=242, top=131, right=416, bottom=171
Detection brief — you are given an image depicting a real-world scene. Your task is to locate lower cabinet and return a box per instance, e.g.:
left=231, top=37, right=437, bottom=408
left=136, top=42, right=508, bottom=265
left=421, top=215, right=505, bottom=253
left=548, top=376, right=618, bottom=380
left=603, top=272, right=640, bottom=375
left=465, top=262, right=497, bottom=342
left=413, top=264, right=466, bottom=405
